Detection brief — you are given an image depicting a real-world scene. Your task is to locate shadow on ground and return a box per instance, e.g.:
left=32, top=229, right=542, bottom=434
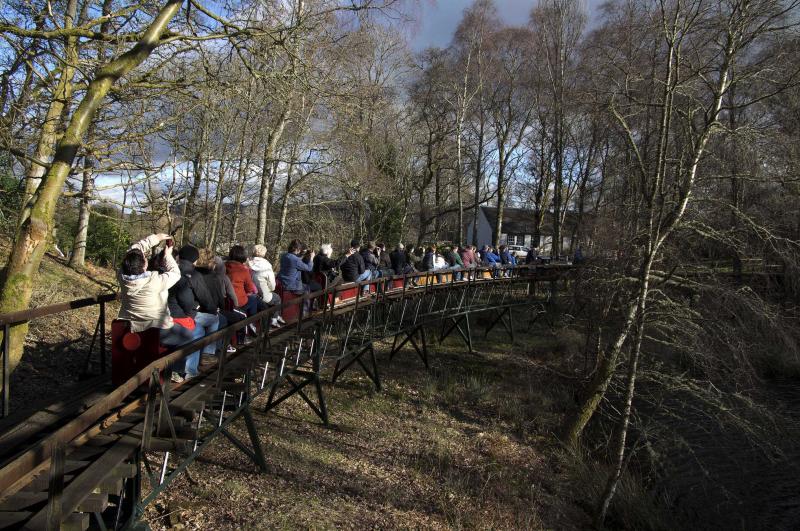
left=143, top=310, right=591, bottom=530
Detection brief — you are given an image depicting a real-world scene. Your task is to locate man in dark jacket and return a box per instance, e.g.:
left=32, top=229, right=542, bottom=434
left=170, top=245, right=219, bottom=379
left=525, top=247, right=539, bottom=265
left=422, top=245, right=437, bottom=271
left=390, top=243, right=414, bottom=274
left=377, top=242, right=394, bottom=276
left=340, top=239, right=371, bottom=283
left=360, top=241, right=381, bottom=276
left=196, top=249, right=248, bottom=345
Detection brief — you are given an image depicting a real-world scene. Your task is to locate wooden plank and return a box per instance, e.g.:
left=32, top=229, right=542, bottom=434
left=0, top=293, right=118, bottom=327
left=66, top=446, right=107, bottom=461
left=0, top=491, right=47, bottom=510
left=27, top=474, right=75, bottom=492
left=0, top=377, right=110, bottom=462
left=62, top=512, right=90, bottom=531
left=143, top=438, right=191, bottom=453
left=76, top=492, right=107, bottom=513
left=0, top=511, right=31, bottom=527
left=84, top=434, right=120, bottom=447
left=97, top=477, right=122, bottom=494
left=25, top=436, right=138, bottom=529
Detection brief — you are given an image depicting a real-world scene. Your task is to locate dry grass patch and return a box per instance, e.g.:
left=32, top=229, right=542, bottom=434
left=143, top=312, right=591, bottom=529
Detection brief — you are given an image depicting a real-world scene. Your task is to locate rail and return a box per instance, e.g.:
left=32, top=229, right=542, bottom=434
left=0, top=263, right=573, bottom=530
left=0, top=294, right=118, bottom=418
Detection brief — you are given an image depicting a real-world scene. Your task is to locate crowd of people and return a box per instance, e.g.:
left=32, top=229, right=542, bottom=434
left=117, top=234, right=543, bottom=383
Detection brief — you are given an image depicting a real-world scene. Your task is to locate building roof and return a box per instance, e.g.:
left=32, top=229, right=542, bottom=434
left=479, top=206, right=585, bottom=236
left=480, top=207, right=548, bottom=236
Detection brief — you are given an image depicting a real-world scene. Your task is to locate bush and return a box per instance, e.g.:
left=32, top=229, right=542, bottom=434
left=86, top=211, right=130, bottom=266
left=0, top=163, right=22, bottom=235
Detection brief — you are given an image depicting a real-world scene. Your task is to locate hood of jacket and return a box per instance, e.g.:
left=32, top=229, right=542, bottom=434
left=118, top=271, right=154, bottom=296
left=248, top=256, right=273, bottom=273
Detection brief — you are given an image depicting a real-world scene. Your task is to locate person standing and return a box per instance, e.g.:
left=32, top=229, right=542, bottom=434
left=249, top=244, right=280, bottom=306
left=525, top=246, right=539, bottom=265
left=339, top=240, right=371, bottom=292
left=195, top=249, right=241, bottom=351
left=377, top=242, right=393, bottom=276
left=176, top=245, right=219, bottom=374
left=390, top=243, right=414, bottom=275
left=313, top=243, right=339, bottom=284
left=117, top=233, right=180, bottom=333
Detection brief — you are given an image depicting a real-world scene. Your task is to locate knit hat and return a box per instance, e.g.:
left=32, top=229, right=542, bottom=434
left=179, top=244, right=200, bottom=263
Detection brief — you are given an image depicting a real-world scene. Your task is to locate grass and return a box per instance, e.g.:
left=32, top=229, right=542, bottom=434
left=143, top=311, right=594, bottom=530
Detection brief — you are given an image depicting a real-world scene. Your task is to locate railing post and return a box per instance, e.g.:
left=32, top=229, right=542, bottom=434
left=100, top=300, right=107, bottom=374
left=2, top=323, right=9, bottom=417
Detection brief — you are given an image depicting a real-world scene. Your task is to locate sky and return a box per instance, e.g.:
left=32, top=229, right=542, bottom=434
left=96, top=0, right=607, bottom=204
left=411, top=0, right=603, bottom=51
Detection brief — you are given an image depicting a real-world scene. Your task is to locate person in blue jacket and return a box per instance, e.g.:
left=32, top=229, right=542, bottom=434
left=498, top=245, right=517, bottom=276
left=484, top=246, right=500, bottom=266
left=482, top=246, right=500, bottom=277
left=278, top=239, right=314, bottom=295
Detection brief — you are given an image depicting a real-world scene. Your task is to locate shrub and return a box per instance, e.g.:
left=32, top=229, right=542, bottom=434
left=86, top=211, right=130, bottom=266
left=0, top=165, right=22, bottom=235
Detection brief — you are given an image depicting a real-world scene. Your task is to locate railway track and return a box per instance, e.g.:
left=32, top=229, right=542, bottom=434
left=0, top=265, right=572, bottom=530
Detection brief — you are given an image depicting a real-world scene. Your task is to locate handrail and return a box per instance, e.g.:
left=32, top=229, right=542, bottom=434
left=0, top=292, right=118, bottom=327
left=0, top=263, right=562, bottom=326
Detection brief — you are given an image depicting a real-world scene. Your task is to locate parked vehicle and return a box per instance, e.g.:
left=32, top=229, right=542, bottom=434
left=507, top=245, right=528, bottom=259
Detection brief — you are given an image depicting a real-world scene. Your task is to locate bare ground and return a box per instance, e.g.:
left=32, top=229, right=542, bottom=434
left=143, top=315, right=592, bottom=530
left=0, top=241, right=119, bottom=415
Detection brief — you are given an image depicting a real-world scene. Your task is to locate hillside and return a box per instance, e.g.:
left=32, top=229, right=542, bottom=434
left=0, top=237, right=119, bottom=415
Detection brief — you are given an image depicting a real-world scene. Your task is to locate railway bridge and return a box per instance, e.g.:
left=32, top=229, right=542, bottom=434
left=0, top=264, right=572, bottom=530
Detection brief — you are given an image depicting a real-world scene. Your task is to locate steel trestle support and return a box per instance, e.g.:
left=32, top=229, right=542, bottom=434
left=264, top=369, right=329, bottom=425
left=438, top=314, right=473, bottom=354
left=389, top=324, right=429, bottom=369
left=483, top=307, right=515, bottom=342
left=332, top=343, right=381, bottom=391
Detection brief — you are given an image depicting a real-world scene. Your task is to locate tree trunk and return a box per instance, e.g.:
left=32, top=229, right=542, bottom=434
left=472, top=111, right=485, bottom=245
left=68, top=155, right=94, bottom=269
left=207, top=158, right=227, bottom=250
left=229, top=151, right=253, bottom=245
left=552, top=116, right=563, bottom=257
left=596, top=308, right=645, bottom=525
left=182, top=119, right=207, bottom=244
left=0, top=0, right=184, bottom=375
left=493, top=142, right=506, bottom=247
left=256, top=106, right=291, bottom=245
left=562, top=254, right=653, bottom=449
left=275, top=164, right=294, bottom=253
left=20, top=0, right=80, bottom=216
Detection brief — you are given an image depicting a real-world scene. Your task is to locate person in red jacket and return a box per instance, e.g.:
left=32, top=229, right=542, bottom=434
left=225, top=245, right=262, bottom=316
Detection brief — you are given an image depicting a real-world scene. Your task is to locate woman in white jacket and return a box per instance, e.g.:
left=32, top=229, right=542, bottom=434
left=118, top=233, right=180, bottom=332
left=248, top=244, right=284, bottom=326
left=118, top=233, right=200, bottom=381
